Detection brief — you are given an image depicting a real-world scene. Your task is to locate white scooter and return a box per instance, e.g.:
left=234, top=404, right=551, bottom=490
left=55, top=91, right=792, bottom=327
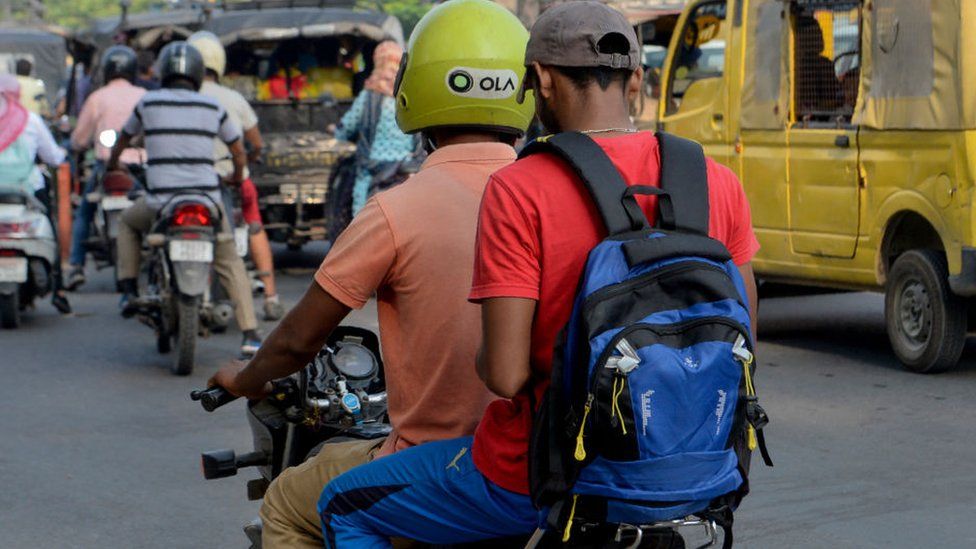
left=0, top=190, right=58, bottom=328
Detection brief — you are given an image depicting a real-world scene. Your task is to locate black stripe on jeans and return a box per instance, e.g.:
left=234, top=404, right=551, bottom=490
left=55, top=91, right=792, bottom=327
left=142, top=100, right=220, bottom=110
left=145, top=128, right=217, bottom=138
left=321, top=484, right=410, bottom=548
left=146, top=157, right=215, bottom=166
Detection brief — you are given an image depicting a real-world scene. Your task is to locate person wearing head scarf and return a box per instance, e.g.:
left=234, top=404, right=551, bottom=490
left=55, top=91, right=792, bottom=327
left=0, top=75, right=72, bottom=314
left=0, top=74, right=30, bottom=158
left=332, top=40, right=420, bottom=216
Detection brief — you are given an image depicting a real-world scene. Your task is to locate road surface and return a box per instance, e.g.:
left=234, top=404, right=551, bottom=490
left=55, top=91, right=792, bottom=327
left=1, top=247, right=974, bottom=548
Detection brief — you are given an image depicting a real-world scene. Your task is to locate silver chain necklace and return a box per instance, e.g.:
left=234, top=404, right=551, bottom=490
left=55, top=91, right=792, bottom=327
left=578, top=127, right=640, bottom=135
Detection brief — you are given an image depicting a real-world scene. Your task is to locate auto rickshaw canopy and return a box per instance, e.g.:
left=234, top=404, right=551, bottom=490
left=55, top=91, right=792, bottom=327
left=76, top=9, right=211, bottom=51
left=0, top=26, right=69, bottom=105
left=740, top=0, right=976, bottom=130
left=202, top=7, right=403, bottom=46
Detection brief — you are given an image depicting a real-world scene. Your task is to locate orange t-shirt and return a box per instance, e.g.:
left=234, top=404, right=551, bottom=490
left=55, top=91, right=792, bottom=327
left=315, top=142, right=517, bottom=457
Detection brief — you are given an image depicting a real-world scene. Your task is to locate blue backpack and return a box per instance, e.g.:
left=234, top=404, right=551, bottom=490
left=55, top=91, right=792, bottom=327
left=524, top=132, right=772, bottom=547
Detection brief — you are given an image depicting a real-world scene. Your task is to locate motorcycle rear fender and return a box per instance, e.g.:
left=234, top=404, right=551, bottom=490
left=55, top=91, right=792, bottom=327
left=171, top=260, right=211, bottom=296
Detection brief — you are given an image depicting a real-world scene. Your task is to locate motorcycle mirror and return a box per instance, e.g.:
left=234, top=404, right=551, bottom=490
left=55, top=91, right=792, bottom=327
left=98, top=130, right=118, bottom=149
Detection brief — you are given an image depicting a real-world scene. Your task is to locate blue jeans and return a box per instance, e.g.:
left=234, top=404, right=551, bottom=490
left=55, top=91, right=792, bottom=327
left=69, top=161, right=103, bottom=267
left=318, top=436, right=538, bottom=548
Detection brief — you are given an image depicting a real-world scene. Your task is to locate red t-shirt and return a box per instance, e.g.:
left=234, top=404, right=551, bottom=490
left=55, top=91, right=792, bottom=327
left=468, top=132, right=760, bottom=494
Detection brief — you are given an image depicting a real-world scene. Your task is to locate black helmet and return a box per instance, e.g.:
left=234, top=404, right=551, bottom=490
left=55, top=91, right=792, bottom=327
left=157, top=41, right=205, bottom=90
left=101, top=45, right=137, bottom=83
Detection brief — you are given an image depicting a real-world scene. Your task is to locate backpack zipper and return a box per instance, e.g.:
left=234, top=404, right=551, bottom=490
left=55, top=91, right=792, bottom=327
left=581, top=260, right=732, bottom=318
left=574, top=393, right=594, bottom=461
left=733, top=334, right=759, bottom=451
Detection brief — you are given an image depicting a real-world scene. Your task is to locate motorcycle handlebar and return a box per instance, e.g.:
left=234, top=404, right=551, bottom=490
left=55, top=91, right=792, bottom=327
left=190, top=386, right=238, bottom=412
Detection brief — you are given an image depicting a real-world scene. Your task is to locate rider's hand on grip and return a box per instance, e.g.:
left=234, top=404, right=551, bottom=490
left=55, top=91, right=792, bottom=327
left=208, top=359, right=273, bottom=401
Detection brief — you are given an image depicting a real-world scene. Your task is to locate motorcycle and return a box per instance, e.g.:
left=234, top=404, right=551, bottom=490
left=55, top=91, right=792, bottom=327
left=128, top=191, right=233, bottom=375
left=193, top=328, right=715, bottom=549
left=193, top=326, right=390, bottom=547
left=0, top=190, right=58, bottom=329
left=79, top=130, right=141, bottom=289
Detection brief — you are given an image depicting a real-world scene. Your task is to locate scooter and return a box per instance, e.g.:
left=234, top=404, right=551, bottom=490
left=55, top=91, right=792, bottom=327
left=0, top=190, right=58, bottom=328
left=193, top=328, right=712, bottom=549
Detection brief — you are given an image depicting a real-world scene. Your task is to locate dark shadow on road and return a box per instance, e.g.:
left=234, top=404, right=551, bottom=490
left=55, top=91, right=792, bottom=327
left=758, top=292, right=976, bottom=374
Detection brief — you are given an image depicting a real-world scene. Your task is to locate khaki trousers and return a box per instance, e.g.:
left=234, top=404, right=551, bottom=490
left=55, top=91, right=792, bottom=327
left=116, top=196, right=258, bottom=331
left=261, top=437, right=386, bottom=549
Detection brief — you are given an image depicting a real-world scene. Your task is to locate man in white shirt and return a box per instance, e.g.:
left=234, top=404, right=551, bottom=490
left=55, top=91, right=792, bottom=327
left=189, top=32, right=284, bottom=321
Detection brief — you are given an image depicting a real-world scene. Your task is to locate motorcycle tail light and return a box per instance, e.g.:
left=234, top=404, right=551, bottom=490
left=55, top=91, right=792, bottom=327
left=0, top=249, right=22, bottom=257
left=0, top=220, right=40, bottom=237
left=173, top=204, right=212, bottom=227
left=103, top=171, right=134, bottom=195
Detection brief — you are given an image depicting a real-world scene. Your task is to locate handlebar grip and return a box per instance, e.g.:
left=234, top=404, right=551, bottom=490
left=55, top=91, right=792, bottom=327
left=190, top=386, right=238, bottom=412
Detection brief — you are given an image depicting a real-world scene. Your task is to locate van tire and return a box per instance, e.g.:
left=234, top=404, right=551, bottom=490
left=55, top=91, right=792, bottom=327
left=885, top=250, right=966, bottom=373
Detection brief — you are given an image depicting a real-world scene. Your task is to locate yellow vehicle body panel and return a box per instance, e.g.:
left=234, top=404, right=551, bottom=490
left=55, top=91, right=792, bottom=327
left=658, top=0, right=976, bottom=293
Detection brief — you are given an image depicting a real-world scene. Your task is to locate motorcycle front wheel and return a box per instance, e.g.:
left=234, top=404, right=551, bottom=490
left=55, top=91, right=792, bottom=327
left=172, top=294, right=200, bottom=376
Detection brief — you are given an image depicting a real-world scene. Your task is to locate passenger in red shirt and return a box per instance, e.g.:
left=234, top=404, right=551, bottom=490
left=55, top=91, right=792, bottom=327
left=469, top=3, right=760, bottom=496
left=316, top=2, right=760, bottom=546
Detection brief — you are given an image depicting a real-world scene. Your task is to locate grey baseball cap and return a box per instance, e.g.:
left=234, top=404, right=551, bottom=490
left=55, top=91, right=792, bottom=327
left=517, top=1, right=640, bottom=103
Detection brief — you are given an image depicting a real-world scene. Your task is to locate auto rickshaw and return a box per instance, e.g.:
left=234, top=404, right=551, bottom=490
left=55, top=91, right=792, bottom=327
left=202, top=2, right=403, bottom=249
left=658, top=0, right=976, bottom=373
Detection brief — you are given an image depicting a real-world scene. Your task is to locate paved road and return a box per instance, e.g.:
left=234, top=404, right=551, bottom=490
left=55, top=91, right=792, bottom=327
left=2, top=249, right=975, bottom=548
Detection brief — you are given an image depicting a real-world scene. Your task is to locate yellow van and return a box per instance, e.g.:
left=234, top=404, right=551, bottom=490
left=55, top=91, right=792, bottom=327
left=658, top=0, right=976, bottom=373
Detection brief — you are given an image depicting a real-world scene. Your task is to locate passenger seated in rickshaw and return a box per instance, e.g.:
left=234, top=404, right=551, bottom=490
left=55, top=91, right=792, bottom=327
left=794, top=16, right=843, bottom=115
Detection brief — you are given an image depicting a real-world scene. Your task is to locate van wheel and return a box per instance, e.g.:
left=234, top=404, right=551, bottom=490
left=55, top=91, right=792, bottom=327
left=885, top=250, right=966, bottom=373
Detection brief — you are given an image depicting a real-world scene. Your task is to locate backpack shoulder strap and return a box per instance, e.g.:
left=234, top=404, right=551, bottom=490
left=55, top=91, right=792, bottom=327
left=521, top=132, right=647, bottom=236
left=655, top=131, right=709, bottom=236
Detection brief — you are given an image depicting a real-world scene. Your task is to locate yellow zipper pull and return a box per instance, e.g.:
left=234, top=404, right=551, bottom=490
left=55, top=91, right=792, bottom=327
left=574, top=395, right=593, bottom=461
left=612, top=376, right=628, bottom=435
left=562, top=494, right=579, bottom=543
left=734, top=335, right=759, bottom=450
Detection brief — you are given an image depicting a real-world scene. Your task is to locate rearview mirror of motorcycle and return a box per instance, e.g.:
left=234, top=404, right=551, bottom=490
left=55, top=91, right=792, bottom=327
left=98, top=130, right=118, bottom=149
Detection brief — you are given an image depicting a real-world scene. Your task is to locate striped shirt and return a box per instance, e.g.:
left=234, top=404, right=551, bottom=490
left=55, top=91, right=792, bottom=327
left=122, top=88, right=241, bottom=202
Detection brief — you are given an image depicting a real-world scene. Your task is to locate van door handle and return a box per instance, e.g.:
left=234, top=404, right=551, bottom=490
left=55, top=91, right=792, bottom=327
left=835, top=135, right=851, bottom=148
left=712, top=113, right=724, bottom=122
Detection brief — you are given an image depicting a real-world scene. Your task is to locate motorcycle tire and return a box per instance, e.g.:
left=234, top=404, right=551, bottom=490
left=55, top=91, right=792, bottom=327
left=172, top=295, right=200, bottom=376
left=325, top=155, right=357, bottom=241
left=0, top=291, right=20, bottom=329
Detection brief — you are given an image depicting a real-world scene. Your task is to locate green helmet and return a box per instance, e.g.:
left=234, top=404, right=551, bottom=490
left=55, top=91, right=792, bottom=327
left=395, top=0, right=534, bottom=135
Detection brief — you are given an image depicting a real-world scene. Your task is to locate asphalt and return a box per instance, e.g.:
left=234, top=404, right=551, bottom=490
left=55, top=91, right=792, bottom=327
left=1, top=247, right=974, bottom=548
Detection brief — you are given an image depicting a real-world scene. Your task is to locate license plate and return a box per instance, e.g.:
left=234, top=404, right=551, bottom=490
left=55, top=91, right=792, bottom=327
left=101, top=195, right=133, bottom=211
left=169, top=240, right=213, bottom=262
left=0, top=256, right=28, bottom=283
left=234, top=227, right=249, bottom=257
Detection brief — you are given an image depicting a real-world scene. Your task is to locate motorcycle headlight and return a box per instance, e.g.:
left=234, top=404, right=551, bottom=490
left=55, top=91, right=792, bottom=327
left=329, top=341, right=379, bottom=382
